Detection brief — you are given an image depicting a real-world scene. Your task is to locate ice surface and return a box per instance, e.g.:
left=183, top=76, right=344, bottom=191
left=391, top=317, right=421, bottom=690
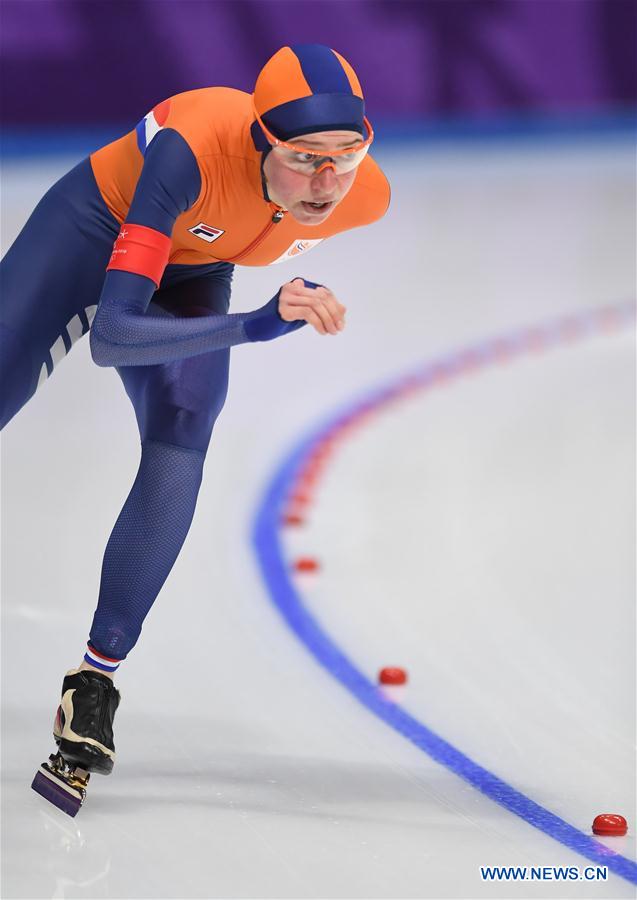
left=1, top=137, right=635, bottom=898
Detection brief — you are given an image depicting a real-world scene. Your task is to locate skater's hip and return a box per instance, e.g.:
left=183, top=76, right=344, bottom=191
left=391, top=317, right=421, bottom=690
left=42, top=157, right=120, bottom=243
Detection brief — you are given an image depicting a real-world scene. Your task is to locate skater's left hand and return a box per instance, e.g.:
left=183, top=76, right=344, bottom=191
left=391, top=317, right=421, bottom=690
left=278, top=278, right=347, bottom=336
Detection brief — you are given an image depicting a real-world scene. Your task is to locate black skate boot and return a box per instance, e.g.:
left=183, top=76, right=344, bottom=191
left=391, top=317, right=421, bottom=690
left=31, top=668, right=121, bottom=816
left=53, top=668, right=120, bottom=773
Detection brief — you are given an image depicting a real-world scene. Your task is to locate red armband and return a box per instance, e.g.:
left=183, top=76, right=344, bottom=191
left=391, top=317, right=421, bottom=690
left=106, top=223, right=171, bottom=287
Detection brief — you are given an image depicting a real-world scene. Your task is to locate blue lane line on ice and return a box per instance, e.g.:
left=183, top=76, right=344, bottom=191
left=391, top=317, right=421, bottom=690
left=252, top=304, right=637, bottom=886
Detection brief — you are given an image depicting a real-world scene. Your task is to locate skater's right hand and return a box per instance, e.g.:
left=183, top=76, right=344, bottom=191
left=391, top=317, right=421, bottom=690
left=278, top=278, right=347, bottom=336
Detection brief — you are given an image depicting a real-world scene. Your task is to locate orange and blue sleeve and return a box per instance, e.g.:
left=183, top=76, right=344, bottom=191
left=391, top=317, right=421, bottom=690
left=90, top=128, right=306, bottom=367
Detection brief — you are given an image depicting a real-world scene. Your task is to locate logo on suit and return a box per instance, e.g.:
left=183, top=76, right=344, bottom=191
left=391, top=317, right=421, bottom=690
left=188, top=223, right=225, bottom=244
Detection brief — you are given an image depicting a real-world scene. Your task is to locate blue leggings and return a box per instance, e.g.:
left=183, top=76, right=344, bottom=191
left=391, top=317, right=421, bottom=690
left=1, top=159, right=234, bottom=659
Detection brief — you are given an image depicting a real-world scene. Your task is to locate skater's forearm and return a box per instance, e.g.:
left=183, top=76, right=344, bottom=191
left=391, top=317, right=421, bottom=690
left=89, top=270, right=305, bottom=366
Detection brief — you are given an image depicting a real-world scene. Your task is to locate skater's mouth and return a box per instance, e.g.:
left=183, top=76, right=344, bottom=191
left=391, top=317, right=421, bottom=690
left=300, top=200, right=334, bottom=216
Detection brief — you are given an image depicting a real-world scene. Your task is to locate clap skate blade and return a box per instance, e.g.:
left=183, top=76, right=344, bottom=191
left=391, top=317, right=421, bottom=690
left=31, top=752, right=90, bottom=817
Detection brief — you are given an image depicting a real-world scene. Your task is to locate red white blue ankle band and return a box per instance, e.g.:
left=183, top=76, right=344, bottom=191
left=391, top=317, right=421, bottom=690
left=84, top=644, right=121, bottom=673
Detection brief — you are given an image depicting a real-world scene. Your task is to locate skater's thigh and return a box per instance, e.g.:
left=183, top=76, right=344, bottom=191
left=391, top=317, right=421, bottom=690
left=118, top=273, right=234, bottom=452
left=0, top=235, right=106, bottom=427
left=1, top=158, right=117, bottom=350
left=1, top=242, right=100, bottom=391
left=0, top=159, right=117, bottom=426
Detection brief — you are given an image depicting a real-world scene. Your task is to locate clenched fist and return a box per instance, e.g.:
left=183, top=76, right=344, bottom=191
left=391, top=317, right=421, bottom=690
left=278, top=278, right=347, bottom=336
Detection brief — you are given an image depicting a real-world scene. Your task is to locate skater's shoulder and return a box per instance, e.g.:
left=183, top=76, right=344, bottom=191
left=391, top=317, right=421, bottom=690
left=163, top=86, right=252, bottom=119
left=349, top=155, right=391, bottom=221
left=155, top=88, right=255, bottom=159
left=323, top=156, right=390, bottom=235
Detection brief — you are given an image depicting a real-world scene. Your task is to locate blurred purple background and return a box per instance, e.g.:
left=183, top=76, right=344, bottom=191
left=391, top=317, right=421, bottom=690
left=1, top=0, right=636, bottom=129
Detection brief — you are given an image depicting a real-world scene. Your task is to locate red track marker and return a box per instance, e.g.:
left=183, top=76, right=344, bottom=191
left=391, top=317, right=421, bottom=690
left=592, top=814, right=628, bottom=836
left=378, top=667, right=407, bottom=686
left=282, top=513, right=304, bottom=527
left=294, top=557, right=320, bottom=573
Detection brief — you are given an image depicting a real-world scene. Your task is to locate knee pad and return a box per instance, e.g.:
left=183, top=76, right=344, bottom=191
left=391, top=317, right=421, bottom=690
left=145, top=383, right=228, bottom=450
left=123, top=348, right=230, bottom=452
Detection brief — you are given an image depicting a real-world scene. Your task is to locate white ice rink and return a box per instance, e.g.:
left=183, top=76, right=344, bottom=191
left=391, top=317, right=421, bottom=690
left=1, top=132, right=635, bottom=899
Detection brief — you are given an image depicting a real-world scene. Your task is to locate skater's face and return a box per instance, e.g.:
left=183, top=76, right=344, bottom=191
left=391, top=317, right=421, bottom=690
left=262, top=130, right=361, bottom=226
